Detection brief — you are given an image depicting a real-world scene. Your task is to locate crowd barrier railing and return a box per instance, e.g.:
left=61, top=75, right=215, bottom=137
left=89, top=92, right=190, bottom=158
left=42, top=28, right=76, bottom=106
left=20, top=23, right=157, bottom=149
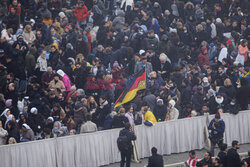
left=0, top=110, right=249, bottom=167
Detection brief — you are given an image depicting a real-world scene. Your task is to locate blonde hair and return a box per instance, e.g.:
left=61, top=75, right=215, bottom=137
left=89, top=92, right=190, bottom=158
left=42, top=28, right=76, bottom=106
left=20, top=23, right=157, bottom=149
left=87, top=96, right=98, bottom=109
left=224, top=78, right=232, bottom=86
left=159, top=53, right=168, bottom=62
left=8, top=137, right=17, bottom=144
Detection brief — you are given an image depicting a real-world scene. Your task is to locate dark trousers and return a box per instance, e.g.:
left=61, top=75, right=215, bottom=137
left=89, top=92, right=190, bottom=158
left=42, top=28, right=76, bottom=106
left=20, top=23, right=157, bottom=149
left=211, top=138, right=223, bottom=156
left=120, top=150, right=132, bottom=167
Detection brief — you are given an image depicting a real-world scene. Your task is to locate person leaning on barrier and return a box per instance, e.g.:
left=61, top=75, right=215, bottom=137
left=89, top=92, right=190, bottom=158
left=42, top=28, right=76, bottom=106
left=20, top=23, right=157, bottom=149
left=117, top=122, right=136, bottom=167
left=147, top=147, right=163, bottom=167
left=208, top=112, right=225, bottom=156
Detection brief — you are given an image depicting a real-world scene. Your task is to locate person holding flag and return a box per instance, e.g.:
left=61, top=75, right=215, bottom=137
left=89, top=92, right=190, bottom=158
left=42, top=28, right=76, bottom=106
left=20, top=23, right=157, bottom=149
left=115, top=67, right=147, bottom=108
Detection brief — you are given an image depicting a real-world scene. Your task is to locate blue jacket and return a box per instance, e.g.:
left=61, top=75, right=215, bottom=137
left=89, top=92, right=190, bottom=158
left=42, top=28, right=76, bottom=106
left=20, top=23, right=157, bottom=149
left=208, top=119, right=225, bottom=139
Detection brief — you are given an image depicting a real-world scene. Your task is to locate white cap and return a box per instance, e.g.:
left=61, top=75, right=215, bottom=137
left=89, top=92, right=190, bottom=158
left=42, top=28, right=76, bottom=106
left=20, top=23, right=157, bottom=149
left=58, top=12, right=65, bottom=18
left=203, top=77, right=208, bottom=83
left=169, top=100, right=176, bottom=108
left=57, top=69, right=65, bottom=77
left=48, top=117, right=54, bottom=122
left=30, top=107, right=38, bottom=114
left=139, top=50, right=145, bottom=55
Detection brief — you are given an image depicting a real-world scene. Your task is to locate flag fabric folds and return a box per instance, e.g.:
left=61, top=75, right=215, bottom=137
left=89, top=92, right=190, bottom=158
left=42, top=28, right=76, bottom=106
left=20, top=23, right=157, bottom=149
left=115, top=68, right=146, bottom=108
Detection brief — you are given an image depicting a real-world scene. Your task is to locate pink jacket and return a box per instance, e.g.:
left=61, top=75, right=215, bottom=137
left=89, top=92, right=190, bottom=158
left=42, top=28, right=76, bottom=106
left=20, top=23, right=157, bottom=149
left=62, top=74, right=71, bottom=91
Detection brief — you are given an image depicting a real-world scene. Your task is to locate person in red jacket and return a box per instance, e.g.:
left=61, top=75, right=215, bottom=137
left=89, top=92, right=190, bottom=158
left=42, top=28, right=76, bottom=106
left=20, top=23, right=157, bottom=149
left=74, top=1, right=89, bottom=28
left=198, top=46, right=210, bottom=70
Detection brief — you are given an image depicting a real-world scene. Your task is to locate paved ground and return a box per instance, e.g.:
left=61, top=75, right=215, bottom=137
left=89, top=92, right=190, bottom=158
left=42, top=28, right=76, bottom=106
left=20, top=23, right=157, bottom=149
left=104, top=144, right=250, bottom=167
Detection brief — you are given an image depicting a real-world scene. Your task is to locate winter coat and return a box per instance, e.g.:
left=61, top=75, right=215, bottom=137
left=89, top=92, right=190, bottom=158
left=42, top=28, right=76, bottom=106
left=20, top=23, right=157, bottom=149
left=6, top=122, right=20, bottom=143
left=112, top=11, right=125, bottom=31
left=236, top=85, right=250, bottom=110
left=227, top=148, right=241, bottom=167
left=28, top=113, right=44, bottom=134
left=7, top=13, right=19, bottom=33
left=121, top=0, right=134, bottom=11
left=93, top=101, right=111, bottom=127
left=147, top=34, right=159, bottom=51
left=0, top=127, right=8, bottom=145
left=158, top=35, right=168, bottom=54
left=198, top=53, right=209, bottom=69
left=74, top=4, right=89, bottom=22
left=192, top=92, right=205, bottom=113
left=23, top=30, right=36, bottom=44
left=180, top=85, right=192, bottom=106
left=61, top=74, right=71, bottom=92
left=36, top=55, right=47, bottom=72
left=156, top=61, right=172, bottom=79
left=153, top=104, right=167, bottom=121
left=165, top=107, right=179, bottom=121
left=219, top=85, right=236, bottom=100
left=48, top=80, right=66, bottom=96
left=150, top=19, right=160, bottom=36
left=143, top=94, right=156, bottom=111
left=208, top=118, right=225, bottom=139
left=167, top=39, right=179, bottom=63
left=144, top=110, right=157, bottom=124
left=73, top=108, right=87, bottom=126
left=112, top=115, right=129, bottom=128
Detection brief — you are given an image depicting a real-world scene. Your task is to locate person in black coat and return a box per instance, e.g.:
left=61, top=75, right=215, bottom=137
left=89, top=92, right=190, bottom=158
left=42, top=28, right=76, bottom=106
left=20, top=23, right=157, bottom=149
left=197, top=152, right=213, bottom=167
left=156, top=53, right=172, bottom=80
left=180, top=79, right=192, bottom=107
left=118, top=122, right=136, bottom=167
left=227, top=140, right=241, bottom=167
left=111, top=108, right=129, bottom=128
left=192, top=86, right=206, bottom=113
left=92, top=96, right=111, bottom=128
left=6, top=121, right=20, bottom=143
left=153, top=99, right=166, bottom=122
left=218, top=143, right=228, bottom=167
left=225, top=98, right=240, bottom=114
left=49, top=46, right=59, bottom=70
left=147, top=147, right=164, bottom=167
left=218, top=78, right=236, bottom=101
left=28, top=107, right=45, bottom=135
left=236, top=78, right=250, bottom=110
left=7, top=7, right=19, bottom=33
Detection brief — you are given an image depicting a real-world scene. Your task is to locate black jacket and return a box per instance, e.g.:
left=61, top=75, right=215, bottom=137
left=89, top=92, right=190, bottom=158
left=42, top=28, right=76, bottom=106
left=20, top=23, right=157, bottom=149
left=119, top=128, right=136, bottom=151
left=112, top=115, right=129, bottom=129
left=93, top=101, right=111, bottom=127
left=147, top=154, right=164, bottom=167
left=153, top=104, right=167, bottom=121
left=227, top=148, right=241, bottom=167
left=197, top=158, right=213, bottom=167
left=218, top=151, right=227, bottom=167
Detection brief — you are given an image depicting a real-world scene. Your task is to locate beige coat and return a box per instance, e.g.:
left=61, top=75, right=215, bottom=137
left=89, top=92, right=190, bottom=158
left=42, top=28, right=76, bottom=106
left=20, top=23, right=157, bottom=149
left=48, top=80, right=66, bottom=96
left=80, top=121, right=98, bottom=133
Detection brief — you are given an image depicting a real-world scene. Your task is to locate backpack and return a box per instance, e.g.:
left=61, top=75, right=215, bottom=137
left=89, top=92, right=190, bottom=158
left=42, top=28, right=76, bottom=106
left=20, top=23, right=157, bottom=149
left=117, top=135, right=129, bottom=152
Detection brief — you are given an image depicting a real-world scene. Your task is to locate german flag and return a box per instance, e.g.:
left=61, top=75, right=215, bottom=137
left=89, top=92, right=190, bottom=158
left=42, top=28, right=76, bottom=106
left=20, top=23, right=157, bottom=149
left=115, top=68, right=146, bottom=108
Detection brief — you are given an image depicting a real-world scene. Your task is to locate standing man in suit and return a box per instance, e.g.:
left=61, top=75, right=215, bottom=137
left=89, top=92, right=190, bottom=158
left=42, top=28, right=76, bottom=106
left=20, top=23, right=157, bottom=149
left=227, top=140, right=241, bottom=167
left=147, top=147, right=164, bottom=167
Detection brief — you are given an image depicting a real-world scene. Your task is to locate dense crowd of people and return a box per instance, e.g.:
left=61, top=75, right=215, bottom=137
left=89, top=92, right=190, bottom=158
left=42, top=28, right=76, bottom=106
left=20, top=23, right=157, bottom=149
left=0, top=0, right=249, bottom=150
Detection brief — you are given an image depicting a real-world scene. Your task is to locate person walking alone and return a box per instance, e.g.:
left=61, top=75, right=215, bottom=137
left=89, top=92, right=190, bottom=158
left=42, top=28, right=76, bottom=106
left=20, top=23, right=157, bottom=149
left=117, top=122, right=136, bottom=167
